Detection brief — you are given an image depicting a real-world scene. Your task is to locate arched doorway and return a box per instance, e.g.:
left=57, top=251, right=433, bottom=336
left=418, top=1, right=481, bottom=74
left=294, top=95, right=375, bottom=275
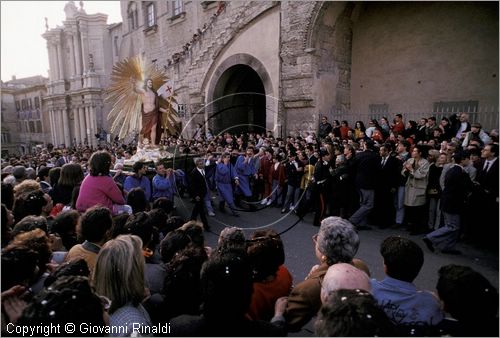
left=210, top=64, right=266, bottom=134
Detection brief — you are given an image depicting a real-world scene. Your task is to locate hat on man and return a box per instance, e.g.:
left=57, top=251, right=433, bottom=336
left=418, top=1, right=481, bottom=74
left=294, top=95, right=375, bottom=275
left=319, top=149, right=330, bottom=157
left=471, top=123, right=482, bottom=129
left=12, top=165, right=26, bottom=179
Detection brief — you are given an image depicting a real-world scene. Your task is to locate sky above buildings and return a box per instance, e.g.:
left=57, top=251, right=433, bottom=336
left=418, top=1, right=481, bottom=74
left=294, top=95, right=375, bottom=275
left=1, top=1, right=122, bottom=82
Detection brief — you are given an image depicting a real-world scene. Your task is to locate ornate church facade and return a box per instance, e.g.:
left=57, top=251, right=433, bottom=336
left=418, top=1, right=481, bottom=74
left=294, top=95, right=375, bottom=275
left=42, top=1, right=498, bottom=144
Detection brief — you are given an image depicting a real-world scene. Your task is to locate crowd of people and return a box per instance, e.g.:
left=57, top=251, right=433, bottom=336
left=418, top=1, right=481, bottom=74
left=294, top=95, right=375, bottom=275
left=1, top=111, right=498, bottom=336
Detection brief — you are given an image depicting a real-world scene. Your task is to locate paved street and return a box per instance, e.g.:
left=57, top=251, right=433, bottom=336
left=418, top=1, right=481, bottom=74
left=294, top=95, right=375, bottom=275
left=175, top=194, right=499, bottom=291
left=175, top=194, right=498, bottom=334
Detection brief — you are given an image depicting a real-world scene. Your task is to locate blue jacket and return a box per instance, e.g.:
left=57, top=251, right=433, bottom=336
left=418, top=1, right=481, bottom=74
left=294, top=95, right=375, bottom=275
left=152, top=174, right=176, bottom=201
left=124, top=175, right=151, bottom=201
left=235, top=155, right=256, bottom=197
left=370, top=277, right=444, bottom=326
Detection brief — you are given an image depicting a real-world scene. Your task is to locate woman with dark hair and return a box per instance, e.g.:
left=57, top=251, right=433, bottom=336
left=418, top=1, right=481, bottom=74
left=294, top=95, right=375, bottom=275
left=379, top=116, right=391, bottom=136
left=76, top=151, right=126, bottom=214
left=1, top=245, right=40, bottom=292
left=127, top=187, right=149, bottom=213
left=247, top=229, right=293, bottom=321
left=354, top=121, right=366, bottom=140
left=403, top=120, right=418, bottom=140
left=50, top=210, right=80, bottom=252
left=6, top=228, right=52, bottom=294
left=439, top=117, right=454, bottom=140
left=48, top=167, right=61, bottom=187
left=49, top=164, right=83, bottom=205
left=148, top=245, right=208, bottom=324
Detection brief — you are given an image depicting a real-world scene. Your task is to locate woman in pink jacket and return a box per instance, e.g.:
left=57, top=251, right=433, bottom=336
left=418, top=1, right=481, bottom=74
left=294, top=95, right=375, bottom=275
left=76, top=151, right=128, bottom=215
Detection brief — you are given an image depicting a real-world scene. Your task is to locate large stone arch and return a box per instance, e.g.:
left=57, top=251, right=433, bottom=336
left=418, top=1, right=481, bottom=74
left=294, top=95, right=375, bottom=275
left=205, top=53, right=275, bottom=134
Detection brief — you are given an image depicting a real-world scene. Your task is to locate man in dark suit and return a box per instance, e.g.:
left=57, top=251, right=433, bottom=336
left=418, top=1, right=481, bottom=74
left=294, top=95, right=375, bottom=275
left=477, top=143, right=499, bottom=199
left=423, top=151, right=473, bottom=254
left=189, top=158, right=210, bottom=230
left=473, top=143, right=499, bottom=250
left=56, top=149, right=70, bottom=167
left=311, top=150, right=334, bottom=226
left=373, top=143, right=400, bottom=228
left=348, top=140, right=380, bottom=230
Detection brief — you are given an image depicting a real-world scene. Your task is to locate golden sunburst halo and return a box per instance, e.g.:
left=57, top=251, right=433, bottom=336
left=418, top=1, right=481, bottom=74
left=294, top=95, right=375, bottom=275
left=105, top=55, right=180, bottom=140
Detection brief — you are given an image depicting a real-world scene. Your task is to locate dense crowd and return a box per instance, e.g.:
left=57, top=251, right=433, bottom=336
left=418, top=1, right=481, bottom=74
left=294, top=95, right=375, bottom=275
left=1, top=111, right=498, bottom=336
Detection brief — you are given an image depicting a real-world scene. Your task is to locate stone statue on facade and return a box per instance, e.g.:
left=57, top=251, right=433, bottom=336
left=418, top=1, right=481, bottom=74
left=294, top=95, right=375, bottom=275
left=88, top=53, right=95, bottom=72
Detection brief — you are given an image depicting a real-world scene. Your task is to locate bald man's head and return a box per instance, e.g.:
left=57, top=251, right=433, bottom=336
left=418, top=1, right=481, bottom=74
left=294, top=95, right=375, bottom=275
left=321, top=263, right=371, bottom=304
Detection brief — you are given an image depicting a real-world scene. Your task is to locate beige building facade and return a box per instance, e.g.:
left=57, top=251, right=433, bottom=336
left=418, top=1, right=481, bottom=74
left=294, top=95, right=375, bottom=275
left=1, top=76, right=49, bottom=155
left=42, top=1, right=117, bottom=148
left=116, top=1, right=498, bottom=137
left=37, top=1, right=499, bottom=143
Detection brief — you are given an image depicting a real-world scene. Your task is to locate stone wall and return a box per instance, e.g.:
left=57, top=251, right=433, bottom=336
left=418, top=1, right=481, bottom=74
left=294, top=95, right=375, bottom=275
left=350, top=2, right=499, bottom=114
left=279, top=1, right=318, bottom=136
left=113, top=1, right=498, bottom=138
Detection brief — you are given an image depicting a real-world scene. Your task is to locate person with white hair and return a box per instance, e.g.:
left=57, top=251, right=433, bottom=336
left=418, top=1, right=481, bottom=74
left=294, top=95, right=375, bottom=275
left=277, top=216, right=369, bottom=332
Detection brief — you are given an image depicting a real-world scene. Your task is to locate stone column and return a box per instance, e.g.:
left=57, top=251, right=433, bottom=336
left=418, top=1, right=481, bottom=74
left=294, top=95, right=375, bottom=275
left=49, top=44, right=59, bottom=81
left=46, top=43, right=54, bottom=81
left=91, top=106, right=98, bottom=147
left=61, top=108, right=71, bottom=146
left=49, top=110, right=56, bottom=145
left=68, top=35, right=77, bottom=77
left=73, top=107, right=81, bottom=144
left=84, top=106, right=92, bottom=146
left=52, top=109, right=59, bottom=146
left=72, top=32, right=82, bottom=75
left=57, top=109, right=65, bottom=146
left=78, top=106, right=86, bottom=144
left=90, top=105, right=98, bottom=146
left=55, top=43, right=64, bottom=80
